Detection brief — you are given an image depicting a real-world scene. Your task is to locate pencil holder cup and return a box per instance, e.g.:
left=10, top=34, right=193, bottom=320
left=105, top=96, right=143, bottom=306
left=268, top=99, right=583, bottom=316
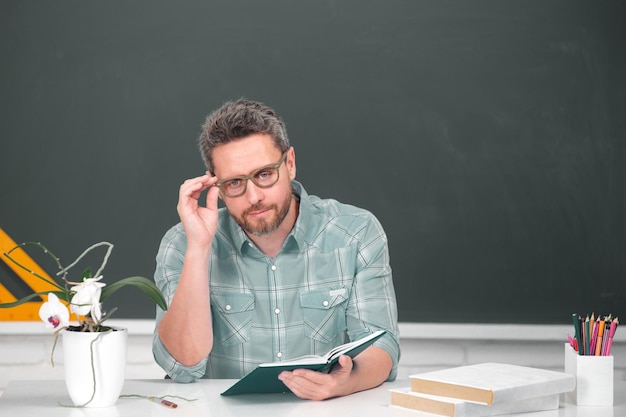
left=564, top=343, right=613, bottom=406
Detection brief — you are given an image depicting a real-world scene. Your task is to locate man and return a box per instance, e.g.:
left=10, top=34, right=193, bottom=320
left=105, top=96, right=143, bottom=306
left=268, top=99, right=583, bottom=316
left=153, top=99, right=400, bottom=400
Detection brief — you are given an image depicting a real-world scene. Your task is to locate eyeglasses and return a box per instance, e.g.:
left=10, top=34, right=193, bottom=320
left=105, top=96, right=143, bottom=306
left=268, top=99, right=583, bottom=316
left=215, top=152, right=288, bottom=198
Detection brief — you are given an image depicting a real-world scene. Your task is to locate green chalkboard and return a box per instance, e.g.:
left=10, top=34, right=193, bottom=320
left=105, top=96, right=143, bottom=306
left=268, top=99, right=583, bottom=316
left=1, top=0, right=624, bottom=324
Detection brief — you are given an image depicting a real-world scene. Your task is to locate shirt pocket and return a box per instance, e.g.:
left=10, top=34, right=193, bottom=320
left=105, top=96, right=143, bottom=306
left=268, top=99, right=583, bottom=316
left=211, top=291, right=255, bottom=347
left=299, top=287, right=348, bottom=343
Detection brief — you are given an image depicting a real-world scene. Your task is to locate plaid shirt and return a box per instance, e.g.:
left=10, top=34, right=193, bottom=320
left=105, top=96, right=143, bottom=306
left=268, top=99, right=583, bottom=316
left=153, top=181, right=400, bottom=382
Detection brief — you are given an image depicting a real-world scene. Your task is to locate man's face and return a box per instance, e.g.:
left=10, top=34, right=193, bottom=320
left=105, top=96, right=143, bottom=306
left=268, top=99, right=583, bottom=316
left=212, top=134, right=296, bottom=237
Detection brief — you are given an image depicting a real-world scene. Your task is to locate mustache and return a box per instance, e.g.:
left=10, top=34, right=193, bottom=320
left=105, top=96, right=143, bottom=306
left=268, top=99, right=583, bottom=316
left=243, top=203, right=274, bottom=217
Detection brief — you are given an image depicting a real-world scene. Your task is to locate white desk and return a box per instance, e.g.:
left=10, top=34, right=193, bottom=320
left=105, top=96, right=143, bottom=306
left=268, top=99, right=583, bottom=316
left=0, top=379, right=624, bottom=417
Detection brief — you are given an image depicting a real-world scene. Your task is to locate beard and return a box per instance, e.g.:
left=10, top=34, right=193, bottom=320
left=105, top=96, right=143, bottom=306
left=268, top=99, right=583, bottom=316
left=231, top=192, right=293, bottom=237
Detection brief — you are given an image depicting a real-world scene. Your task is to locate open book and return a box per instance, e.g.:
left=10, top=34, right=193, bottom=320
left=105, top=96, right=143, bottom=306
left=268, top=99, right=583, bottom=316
left=221, top=330, right=386, bottom=395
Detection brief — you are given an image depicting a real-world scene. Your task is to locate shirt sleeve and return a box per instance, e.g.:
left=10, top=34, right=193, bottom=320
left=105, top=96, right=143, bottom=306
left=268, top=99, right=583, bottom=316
left=151, top=224, right=208, bottom=382
left=347, top=212, right=401, bottom=381
left=152, top=331, right=208, bottom=382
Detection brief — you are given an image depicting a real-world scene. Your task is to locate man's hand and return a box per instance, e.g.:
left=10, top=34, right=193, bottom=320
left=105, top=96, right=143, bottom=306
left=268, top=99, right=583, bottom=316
left=177, top=173, right=220, bottom=247
left=278, top=355, right=355, bottom=401
left=277, top=346, right=392, bottom=401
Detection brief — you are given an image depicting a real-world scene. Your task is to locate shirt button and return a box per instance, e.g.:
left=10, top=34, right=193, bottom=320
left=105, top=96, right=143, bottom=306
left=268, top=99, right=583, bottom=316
left=271, top=265, right=277, bottom=271
left=277, top=352, right=283, bottom=358
left=225, top=304, right=231, bottom=311
left=274, top=308, right=281, bottom=315
left=323, top=300, right=329, bottom=307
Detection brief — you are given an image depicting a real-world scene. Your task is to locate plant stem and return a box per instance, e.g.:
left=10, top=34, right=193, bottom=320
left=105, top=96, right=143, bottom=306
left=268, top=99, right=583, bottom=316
left=57, top=241, right=114, bottom=280
left=79, top=329, right=112, bottom=407
left=3, top=242, right=65, bottom=291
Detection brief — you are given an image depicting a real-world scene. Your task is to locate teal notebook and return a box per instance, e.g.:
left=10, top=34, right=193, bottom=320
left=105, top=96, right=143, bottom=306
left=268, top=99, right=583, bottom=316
left=221, top=330, right=386, bottom=396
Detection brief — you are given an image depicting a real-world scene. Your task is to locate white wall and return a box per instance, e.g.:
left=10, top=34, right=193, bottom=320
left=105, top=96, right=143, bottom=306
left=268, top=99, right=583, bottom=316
left=1, top=321, right=624, bottom=397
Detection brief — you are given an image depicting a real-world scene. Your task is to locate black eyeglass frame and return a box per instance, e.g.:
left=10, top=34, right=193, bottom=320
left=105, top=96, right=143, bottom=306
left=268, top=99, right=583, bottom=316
left=215, top=151, right=288, bottom=198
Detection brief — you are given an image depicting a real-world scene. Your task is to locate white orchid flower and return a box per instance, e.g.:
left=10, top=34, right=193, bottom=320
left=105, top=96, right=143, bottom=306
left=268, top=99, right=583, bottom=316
left=70, top=276, right=106, bottom=322
left=90, top=300, right=103, bottom=323
left=38, top=293, right=70, bottom=329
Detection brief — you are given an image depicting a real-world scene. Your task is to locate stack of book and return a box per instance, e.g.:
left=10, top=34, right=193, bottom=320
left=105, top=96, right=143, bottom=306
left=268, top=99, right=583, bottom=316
left=390, top=363, right=576, bottom=417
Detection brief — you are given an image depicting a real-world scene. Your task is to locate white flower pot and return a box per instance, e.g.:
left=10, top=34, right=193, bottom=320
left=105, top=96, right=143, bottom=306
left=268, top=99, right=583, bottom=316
left=62, top=326, right=127, bottom=407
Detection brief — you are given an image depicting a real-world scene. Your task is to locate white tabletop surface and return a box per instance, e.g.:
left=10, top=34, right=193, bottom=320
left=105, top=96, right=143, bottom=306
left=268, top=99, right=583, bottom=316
left=0, top=378, right=624, bottom=417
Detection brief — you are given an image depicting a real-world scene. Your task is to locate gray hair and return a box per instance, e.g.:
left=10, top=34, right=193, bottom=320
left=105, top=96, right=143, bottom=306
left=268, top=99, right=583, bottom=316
left=198, top=99, right=290, bottom=173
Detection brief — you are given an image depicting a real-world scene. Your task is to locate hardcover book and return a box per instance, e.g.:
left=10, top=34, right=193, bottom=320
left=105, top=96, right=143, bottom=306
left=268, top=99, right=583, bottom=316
left=409, top=363, right=575, bottom=405
left=390, top=387, right=560, bottom=417
left=221, top=330, right=386, bottom=396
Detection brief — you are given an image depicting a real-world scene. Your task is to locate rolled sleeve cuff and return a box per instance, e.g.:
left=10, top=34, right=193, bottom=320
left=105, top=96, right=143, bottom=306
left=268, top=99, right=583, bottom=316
left=374, top=334, right=400, bottom=381
left=153, top=332, right=207, bottom=383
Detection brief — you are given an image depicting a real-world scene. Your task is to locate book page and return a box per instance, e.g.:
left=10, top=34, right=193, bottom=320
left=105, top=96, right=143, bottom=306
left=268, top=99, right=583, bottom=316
left=258, top=330, right=385, bottom=368
left=325, top=330, right=386, bottom=361
left=259, top=354, right=326, bottom=367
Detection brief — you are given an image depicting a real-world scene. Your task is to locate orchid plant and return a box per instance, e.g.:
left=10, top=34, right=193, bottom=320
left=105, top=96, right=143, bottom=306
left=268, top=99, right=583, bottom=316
left=1, top=241, right=167, bottom=333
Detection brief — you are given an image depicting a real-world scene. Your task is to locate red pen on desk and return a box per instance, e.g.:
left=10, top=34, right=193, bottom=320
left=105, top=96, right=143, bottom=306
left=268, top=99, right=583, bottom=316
left=149, top=396, right=178, bottom=408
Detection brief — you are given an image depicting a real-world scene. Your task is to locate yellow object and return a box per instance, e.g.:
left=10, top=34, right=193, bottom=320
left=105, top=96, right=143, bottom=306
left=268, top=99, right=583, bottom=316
left=0, top=227, right=59, bottom=320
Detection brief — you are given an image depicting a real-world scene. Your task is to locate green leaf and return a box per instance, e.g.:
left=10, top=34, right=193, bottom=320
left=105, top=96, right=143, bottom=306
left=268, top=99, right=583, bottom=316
left=100, top=276, right=168, bottom=311
left=81, top=267, right=93, bottom=280
left=0, top=290, right=70, bottom=308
